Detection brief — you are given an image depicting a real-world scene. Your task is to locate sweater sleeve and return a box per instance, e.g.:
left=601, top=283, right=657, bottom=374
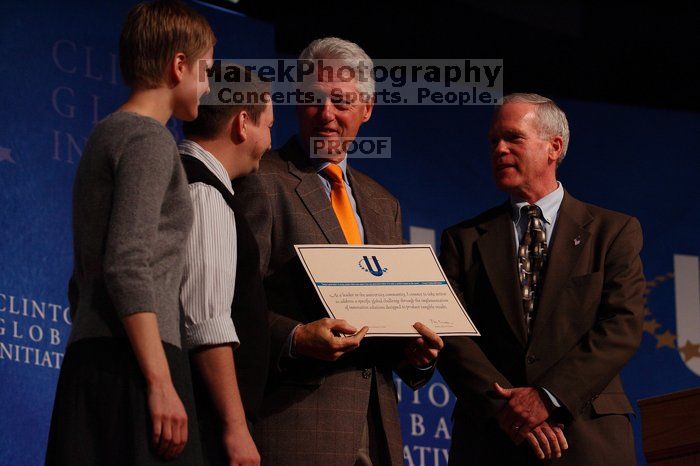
left=103, top=126, right=176, bottom=318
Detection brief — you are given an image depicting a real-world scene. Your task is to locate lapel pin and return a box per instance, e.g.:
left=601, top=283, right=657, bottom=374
left=573, top=236, right=582, bottom=246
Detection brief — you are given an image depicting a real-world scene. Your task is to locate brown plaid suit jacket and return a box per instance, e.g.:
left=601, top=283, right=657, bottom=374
left=232, top=137, right=432, bottom=466
left=437, top=192, right=645, bottom=466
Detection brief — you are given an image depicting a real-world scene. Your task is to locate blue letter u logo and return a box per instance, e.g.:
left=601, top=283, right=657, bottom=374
left=363, top=256, right=384, bottom=277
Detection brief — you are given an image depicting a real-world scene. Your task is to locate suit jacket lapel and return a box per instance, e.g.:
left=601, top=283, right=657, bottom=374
left=284, top=139, right=347, bottom=244
left=476, top=203, right=528, bottom=346
left=347, top=166, right=385, bottom=244
left=530, top=191, right=593, bottom=341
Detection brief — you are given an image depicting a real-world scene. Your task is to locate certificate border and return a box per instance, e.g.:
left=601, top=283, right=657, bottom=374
left=294, top=244, right=480, bottom=337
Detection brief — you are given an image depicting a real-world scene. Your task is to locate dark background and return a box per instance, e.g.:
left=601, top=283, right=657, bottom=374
left=207, top=0, right=700, bottom=112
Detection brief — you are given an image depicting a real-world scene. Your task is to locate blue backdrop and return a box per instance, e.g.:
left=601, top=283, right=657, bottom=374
left=1, top=1, right=698, bottom=465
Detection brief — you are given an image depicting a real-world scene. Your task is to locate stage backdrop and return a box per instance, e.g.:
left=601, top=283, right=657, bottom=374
left=1, top=1, right=698, bottom=465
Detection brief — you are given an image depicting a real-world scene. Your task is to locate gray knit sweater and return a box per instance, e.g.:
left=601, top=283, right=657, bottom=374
left=68, top=112, right=193, bottom=348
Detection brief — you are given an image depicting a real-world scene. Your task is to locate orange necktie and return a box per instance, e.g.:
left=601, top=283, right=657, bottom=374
left=324, top=164, right=362, bottom=244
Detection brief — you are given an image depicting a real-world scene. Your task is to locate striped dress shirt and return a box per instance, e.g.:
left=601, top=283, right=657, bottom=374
left=178, top=139, right=239, bottom=349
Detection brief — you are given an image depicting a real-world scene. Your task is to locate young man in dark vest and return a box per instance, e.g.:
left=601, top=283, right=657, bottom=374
left=178, top=72, right=273, bottom=466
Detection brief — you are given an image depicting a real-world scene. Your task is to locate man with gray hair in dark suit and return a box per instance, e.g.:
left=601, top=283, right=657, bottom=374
left=438, top=93, right=645, bottom=465
left=232, top=37, right=444, bottom=466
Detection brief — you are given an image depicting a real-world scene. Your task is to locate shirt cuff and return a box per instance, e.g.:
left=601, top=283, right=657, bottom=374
left=184, top=315, right=239, bottom=350
left=540, top=387, right=562, bottom=409
left=414, top=360, right=436, bottom=371
left=282, top=324, right=302, bottom=359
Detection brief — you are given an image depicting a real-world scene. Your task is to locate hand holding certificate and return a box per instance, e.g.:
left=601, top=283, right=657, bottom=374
left=294, top=244, right=480, bottom=337
left=292, top=317, right=369, bottom=361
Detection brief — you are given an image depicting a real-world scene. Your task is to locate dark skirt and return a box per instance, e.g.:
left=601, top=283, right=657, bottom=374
left=45, top=337, right=204, bottom=466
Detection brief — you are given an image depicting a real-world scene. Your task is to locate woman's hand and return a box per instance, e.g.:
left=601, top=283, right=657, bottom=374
left=122, top=312, right=189, bottom=460
left=147, top=379, right=189, bottom=460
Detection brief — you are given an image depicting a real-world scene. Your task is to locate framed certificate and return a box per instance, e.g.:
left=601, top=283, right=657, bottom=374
left=294, top=244, right=479, bottom=337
